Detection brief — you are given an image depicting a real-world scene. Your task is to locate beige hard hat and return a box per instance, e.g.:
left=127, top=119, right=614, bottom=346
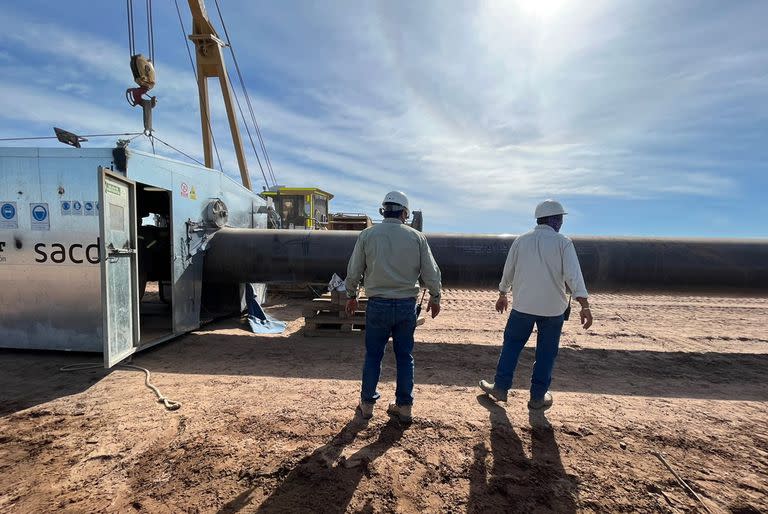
left=382, top=191, right=409, bottom=211
left=534, top=199, right=567, bottom=218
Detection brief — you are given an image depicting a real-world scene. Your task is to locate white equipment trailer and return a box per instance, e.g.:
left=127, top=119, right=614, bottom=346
left=0, top=146, right=267, bottom=366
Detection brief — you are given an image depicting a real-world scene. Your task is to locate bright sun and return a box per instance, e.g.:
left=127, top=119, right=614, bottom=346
left=517, top=0, right=570, bottom=19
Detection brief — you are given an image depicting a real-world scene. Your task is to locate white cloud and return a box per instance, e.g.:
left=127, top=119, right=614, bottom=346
left=54, top=83, right=91, bottom=97
left=1, top=1, right=766, bottom=234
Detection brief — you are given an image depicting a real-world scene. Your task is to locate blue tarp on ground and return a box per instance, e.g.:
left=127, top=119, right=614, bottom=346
left=244, top=283, right=287, bottom=334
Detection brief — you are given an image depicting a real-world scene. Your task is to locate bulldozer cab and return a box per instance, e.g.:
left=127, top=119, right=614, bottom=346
left=260, top=187, right=333, bottom=230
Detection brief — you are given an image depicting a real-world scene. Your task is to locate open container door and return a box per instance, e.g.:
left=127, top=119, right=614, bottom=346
left=99, top=167, right=140, bottom=367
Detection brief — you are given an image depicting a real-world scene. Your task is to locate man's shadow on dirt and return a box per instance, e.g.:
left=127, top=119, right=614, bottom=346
left=468, top=395, right=578, bottom=513
left=220, top=416, right=406, bottom=514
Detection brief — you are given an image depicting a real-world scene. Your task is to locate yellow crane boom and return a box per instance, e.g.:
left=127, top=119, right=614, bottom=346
left=186, top=0, right=251, bottom=190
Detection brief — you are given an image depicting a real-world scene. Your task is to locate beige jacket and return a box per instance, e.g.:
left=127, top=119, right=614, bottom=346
left=345, top=219, right=442, bottom=303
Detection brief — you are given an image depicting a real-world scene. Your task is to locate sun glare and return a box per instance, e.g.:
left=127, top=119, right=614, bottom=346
left=517, top=0, right=570, bottom=19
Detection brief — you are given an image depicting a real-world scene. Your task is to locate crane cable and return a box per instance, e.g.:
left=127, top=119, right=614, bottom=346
left=173, top=0, right=224, bottom=174
left=126, top=0, right=154, bottom=62
left=146, top=0, right=155, bottom=63
left=126, top=0, right=135, bottom=56
left=213, top=0, right=278, bottom=187
left=223, top=68, right=272, bottom=189
left=0, top=132, right=144, bottom=142
left=151, top=134, right=205, bottom=167
left=213, top=0, right=273, bottom=187
left=1, top=132, right=201, bottom=168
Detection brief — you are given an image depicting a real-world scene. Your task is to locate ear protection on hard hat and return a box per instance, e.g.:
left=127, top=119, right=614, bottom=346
left=379, top=203, right=410, bottom=218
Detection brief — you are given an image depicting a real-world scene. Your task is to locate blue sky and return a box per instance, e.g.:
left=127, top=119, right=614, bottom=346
left=1, top=0, right=766, bottom=236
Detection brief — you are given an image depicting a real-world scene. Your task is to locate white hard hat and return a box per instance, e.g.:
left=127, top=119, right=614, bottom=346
left=534, top=199, right=567, bottom=218
left=382, top=191, right=409, bottom=211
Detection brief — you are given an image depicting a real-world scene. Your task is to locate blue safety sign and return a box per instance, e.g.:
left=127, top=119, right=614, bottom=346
left=30, top=203, right=50, bottom=231
left=1, top=203, right=15, bottom=219
left=83, top=201, right=96, bottom=216
left=32, top=205, right=47, bottom=221
left=72, top=200, right=82, bottom=215
left=61, top=201, right=71, bottom=215
left=0, top=202, right=18, bottom=229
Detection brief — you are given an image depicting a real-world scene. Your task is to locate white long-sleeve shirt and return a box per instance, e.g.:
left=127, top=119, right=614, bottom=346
left=499, top=224, right=588, bottom=317
left=345, top=219, right=442, bottom=303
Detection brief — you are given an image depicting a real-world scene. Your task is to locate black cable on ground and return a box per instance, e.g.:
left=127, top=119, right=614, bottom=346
left=61, top=363, right=181, bottom=411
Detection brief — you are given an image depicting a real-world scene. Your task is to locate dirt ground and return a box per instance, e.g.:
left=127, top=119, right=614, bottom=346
left=1, top=290, right=767, bottom=513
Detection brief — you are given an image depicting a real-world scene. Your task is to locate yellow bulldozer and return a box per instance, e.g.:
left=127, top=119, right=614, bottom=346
left=260, top=186, right=421, bottom=232
left=260, top=186, right=372, bottom=231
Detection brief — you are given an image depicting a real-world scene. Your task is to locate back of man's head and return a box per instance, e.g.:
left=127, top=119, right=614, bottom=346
left=537, top=214, right=564, bottom=232
left=381, top=202, right=406, bottom=219
left=537, top=214, right=562, bottom=224
left=383, top=209, right=403, bottom=219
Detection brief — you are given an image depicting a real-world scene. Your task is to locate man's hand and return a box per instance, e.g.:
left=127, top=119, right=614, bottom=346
left=426, top=301, right=441, bottom=319
left=575, top=297, right=592, bottom=329
left=345, top=298, right=358, bottom=317
left=580, top=308, right=593, bottom=329
left=495, top=294, right=509, bottom=314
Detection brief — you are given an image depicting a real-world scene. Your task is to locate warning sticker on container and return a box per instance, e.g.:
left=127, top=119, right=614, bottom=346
left=105, top=183, right=121, bottom=196
left=189, top=186, right=197, bottom=200
left=0, top=202, right=18, bottom=229
left=71, top=200, right=83, bottom=215
left=83, top=201, right=96, bottom=216
left=61, top=200, right=72, bottom=215
left=30, top=203, right=50, bottom=231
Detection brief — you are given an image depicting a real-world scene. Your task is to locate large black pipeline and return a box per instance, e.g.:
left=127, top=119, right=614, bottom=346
left=203, top=229, right=768, bottom=294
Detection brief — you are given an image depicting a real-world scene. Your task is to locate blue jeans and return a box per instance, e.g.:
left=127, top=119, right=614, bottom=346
left=494, top=309, right=565, bottom=401
left=361, top=297, right=417, bottom=406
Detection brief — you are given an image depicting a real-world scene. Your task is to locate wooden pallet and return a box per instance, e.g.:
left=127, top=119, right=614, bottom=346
left=304, top=318, right=426, bottom=337
left=303, top=292, right=365, bottom=337
left=303, top=292, right=425, bottom=337
left=303, top=292, right=367, bottom=317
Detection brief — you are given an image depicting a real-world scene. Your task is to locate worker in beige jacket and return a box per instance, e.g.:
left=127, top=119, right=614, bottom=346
left=345, top=191, right=442, bottom=423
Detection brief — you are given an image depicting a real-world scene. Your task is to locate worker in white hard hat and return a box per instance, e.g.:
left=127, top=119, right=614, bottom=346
left=479, top=199, right=592, bottom=411
left=345, top=191, right=442, bottom=424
